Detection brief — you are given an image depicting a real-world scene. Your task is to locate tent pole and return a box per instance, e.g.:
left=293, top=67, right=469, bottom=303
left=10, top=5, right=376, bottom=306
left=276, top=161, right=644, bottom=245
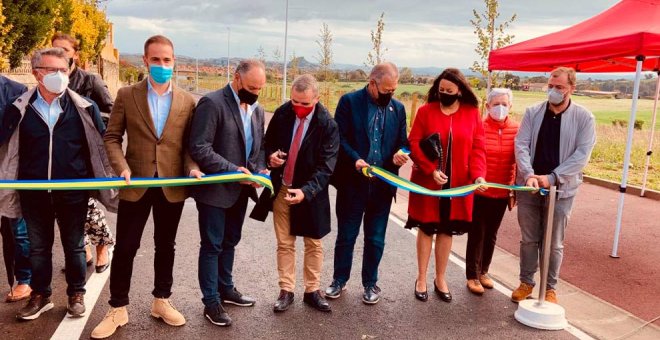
left=640, top=71, right=660, bottom=196
left=611, top=56, right=645, bottom=258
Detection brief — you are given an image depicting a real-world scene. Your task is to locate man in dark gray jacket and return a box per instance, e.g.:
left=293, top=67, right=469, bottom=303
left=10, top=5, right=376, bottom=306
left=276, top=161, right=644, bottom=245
left=189, top=59, right=267, bottom=326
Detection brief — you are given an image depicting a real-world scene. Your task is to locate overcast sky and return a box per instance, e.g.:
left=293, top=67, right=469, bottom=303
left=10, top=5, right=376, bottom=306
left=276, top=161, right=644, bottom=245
left=105, top=0, right=620, bottom=68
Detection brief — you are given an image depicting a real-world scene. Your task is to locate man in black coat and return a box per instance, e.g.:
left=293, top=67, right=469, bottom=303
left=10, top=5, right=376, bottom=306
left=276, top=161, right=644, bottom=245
left=251, top=74, right=339, bottom=313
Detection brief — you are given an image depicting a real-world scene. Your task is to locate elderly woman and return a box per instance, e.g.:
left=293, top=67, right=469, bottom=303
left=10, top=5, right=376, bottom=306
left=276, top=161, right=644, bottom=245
left=465, top=88, right=519, bottom=295
left=406, top=68, right=486, bottom=302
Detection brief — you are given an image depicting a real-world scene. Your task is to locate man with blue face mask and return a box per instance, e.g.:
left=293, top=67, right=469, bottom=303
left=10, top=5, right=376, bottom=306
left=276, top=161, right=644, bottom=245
left=512, top=67, right=596, bottom=305
left=93, top=35, right=201, bottom=339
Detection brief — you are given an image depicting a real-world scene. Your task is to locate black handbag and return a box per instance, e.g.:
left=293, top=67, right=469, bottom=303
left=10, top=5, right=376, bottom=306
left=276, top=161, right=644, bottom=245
left=419, top=133, right=443, bottom=170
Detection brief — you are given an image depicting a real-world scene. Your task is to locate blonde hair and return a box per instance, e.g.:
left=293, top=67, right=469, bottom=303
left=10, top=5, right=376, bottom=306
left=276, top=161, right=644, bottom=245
left=550, top=67, right=577, bottom=86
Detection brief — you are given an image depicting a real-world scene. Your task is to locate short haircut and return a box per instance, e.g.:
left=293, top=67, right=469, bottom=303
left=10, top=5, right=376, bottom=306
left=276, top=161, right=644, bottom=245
left=487, top=88, right=513, bottom=104
left=235, top=59, right=266, bottom=75
left=292, top=74, right=319, bottom=97
left=369, top=62, right=399, bottom=83
left=51, top=32, right=79, bottom=51
left=31, top=47, right=68, bottom=68
left=144, top=35, right=174, bottom=55
left=550, top=67, right=577, bottom=86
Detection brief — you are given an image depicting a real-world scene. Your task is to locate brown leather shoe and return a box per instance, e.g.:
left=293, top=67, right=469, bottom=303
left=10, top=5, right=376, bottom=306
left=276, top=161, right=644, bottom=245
left=67, top=293, right=86, bottom=317
left=466, top=279, right=484, bottom=295
left=479, top=274, right=494, bottom=289
left=545, top=289, right=558, bottom=304
left=16, top=294, right=54, bottom=320
left=273, top=290, right=295, bottom=313
left=91, top=306, right=129, bottom=339
left=6, top=284, right=32, bottom=303
left=511, top=282, right=534, bottom=302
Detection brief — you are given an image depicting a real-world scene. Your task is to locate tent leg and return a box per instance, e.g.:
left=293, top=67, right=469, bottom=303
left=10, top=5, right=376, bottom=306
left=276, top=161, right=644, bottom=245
left=611, top=57, right=644, bottom=258
left=640, top=72, right=659, bottom=196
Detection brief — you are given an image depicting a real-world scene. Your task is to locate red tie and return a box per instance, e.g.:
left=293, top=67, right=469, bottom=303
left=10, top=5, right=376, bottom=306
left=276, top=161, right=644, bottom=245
left=283, top=118, right=305, bottom=185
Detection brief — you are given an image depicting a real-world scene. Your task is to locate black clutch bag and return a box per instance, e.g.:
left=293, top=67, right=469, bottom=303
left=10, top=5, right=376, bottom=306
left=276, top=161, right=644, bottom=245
left=419, top=133, right=443, bottom=170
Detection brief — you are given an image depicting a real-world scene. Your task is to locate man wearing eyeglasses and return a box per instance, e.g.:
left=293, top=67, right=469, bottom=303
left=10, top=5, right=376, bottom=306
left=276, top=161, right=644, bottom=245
left=326, top=62, right=409, bottom=304
left=0, top=47, right=116, bottom=321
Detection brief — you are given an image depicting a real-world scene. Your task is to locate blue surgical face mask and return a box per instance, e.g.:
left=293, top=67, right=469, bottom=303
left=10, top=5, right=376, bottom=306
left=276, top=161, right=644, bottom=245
left=547, top=88, right=565, bottom=105
left=149, top=64, right=173, bottom=84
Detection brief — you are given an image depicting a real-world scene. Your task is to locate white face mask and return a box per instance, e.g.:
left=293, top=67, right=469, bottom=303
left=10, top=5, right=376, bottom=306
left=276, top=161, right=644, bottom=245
left=547, top=88, right=565, bottom=105
left=41, top=71, right=69, bottom=94
left=488, top=104, right=509, bottom=121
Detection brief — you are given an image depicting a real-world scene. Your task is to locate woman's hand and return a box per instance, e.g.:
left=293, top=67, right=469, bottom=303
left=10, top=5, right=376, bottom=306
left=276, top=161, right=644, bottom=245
left=475, top=177, right=487, bottom=192
left=433, top=170, right=448, bottom=185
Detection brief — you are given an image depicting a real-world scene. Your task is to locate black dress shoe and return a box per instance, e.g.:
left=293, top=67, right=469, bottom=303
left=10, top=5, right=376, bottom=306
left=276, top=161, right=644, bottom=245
left=324, top=280, right=346, bottom=299
left=95, top=263, right=109, bottom=273
left=222, top=287, right=256, bottom=307
left=414, top=280, right=428, bottom=302
left=67, top=293, right=85, bottom=317
left=362, top=285, right=381, bottom=305
left=303, top=290, right=331, bottom=313
left=204, top=304, right=232, bottom=326
left=434, top=280, right=452, bottom=303
left=273, top=290, right=294, bottom=313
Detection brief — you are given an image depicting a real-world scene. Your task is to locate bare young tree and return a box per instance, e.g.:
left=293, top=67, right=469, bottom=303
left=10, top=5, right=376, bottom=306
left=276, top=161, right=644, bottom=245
left=272, top=46, right=282, bottom=67
left=366, top=12, right=387, bottom=67
left=315, top=22, right=333, bottom=81
left=470, top=0, right=516, bottom=88
left=256, top=45, right=267, bottom=64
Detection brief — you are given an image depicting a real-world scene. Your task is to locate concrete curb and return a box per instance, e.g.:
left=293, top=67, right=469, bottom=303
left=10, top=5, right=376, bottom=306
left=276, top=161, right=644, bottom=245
left=583, top=176, right=660, bottom=201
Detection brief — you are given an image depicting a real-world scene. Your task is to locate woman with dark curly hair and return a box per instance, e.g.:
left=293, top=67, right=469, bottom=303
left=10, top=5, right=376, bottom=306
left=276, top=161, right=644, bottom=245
left=406, top=68, right=486, bottom=303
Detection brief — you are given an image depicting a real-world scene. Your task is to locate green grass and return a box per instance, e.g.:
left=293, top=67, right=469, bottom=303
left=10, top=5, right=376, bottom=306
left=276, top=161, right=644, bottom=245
left=188, top=77, right=660, bottom=191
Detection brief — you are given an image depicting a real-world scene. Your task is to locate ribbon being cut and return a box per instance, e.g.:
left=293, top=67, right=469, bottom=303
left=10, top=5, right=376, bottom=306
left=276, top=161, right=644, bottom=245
left=0, top=172, right=274, bottom=192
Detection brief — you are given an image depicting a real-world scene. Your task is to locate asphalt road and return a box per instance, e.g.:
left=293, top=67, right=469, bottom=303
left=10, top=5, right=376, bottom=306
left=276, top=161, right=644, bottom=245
left=0, top=188, right=578, bottom=340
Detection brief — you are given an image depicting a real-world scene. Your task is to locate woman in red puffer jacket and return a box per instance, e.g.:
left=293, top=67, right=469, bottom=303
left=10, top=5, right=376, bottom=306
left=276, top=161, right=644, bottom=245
left=464, top=88, right=519, bottom=295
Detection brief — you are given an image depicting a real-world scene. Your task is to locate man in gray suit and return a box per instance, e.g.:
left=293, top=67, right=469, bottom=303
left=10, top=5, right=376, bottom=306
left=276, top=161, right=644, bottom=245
left=511, top=67, right=595, bottom=305
left=189, top=59, right=267, bottom=326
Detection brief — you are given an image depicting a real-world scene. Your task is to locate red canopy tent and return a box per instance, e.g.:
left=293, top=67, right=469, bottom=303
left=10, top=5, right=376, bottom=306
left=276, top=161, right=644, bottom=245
left=488, top=0, right=660, bottom=257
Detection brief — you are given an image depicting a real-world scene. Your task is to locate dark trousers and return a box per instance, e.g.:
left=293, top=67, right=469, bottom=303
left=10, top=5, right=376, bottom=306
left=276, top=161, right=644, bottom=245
left=109, top=188, right=184, bottom=307
left=1, top=217, right=31, bottom=285
left=197, top=190, right=248, bottom=308
left=333, top=179, right=392, bottom=287
left=465, top=195, right=508, bottom=279
left=20, top=191, right=88, bottom=297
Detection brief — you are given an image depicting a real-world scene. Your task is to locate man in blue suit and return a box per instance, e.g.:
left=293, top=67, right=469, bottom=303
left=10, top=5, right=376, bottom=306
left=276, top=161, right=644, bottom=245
left=326, top=62, right=409, bottom=304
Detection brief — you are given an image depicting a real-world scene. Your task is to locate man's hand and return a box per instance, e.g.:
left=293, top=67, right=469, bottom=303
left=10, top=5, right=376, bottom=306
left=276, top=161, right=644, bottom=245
left=355, top=159, right=369, bottom=171
left=189, top=169, right=204, bottom=180
left=393, top=153, right=409, bottom=167
left=433, top=170, right=448, bottom=185
left=238, top=166, right=254, bottom=186
left=475, top=177, right=487, bottom=192
left=284, top=188, right=305, bottom=205
left=268, top=151, right=286, bottom=168
left=526, top=176, right=540, bottom=193
left=120, top=169, right=131, bottom=185
left=534, top=175, right=551, bottom=189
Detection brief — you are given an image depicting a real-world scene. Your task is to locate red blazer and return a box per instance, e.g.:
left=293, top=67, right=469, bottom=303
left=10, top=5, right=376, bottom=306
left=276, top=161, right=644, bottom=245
left=479, top=116, right=519, bottom=199
left=407, top=103, right=486, bottom=223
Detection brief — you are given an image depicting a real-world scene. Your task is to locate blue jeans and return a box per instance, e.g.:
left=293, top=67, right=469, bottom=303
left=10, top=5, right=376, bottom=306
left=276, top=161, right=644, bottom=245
left=197, top=190, right=248, bottom=308
left=1, top=217, right=31, bottom=285
left=333, top=179, right=393, bottom=287
left=20, top=191, right=88, bottom=297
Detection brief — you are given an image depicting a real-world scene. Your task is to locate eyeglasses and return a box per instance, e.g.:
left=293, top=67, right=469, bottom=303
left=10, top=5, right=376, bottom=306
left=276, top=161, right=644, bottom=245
left=35, top=66, right=69, bottom=74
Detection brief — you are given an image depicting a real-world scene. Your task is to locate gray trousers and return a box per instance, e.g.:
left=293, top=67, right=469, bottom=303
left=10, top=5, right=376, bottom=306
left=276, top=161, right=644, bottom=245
left=517, top=191, right=575, bottom=290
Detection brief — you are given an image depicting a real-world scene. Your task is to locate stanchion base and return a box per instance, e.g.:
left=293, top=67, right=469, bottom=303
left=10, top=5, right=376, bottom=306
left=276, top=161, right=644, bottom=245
left=609, top=254, right=620, bottom=259
left=514, top=299, right=568, bottom=330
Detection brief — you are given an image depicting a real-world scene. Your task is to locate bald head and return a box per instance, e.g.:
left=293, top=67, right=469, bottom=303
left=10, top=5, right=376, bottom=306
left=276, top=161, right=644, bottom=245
left=369, top=62, right=399, bottom=83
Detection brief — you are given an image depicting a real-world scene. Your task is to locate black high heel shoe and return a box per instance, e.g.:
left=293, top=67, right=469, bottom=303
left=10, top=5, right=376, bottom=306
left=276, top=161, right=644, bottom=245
left=414, top=280, right=428, bottom=302
left=434, top=279, right=452, bottom=303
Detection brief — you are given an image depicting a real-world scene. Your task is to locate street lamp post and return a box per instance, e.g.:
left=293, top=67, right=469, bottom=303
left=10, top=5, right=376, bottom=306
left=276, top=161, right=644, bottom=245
left=227, top=27, right=231, bottom=84
left=282, top=0, right=289, bottom=104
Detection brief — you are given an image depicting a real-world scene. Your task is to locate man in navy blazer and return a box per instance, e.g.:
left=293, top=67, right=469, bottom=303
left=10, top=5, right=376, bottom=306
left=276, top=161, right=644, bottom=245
left=326, top=62, right=409, bottom=304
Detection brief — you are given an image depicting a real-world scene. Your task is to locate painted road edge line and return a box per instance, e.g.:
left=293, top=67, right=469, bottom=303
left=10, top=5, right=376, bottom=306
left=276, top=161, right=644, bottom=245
left=50, top=249, right=113, bottom=340
left=388, top=213, right=594, bottom=340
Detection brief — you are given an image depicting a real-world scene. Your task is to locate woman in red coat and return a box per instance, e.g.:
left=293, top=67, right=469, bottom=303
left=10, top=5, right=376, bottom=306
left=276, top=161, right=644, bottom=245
left=406, top=68, right=486, bottom=302
left=465, top=88, right=519, bottom=295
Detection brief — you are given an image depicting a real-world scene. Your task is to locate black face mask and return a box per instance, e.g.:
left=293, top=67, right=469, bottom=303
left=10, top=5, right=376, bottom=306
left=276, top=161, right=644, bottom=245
left=373, top=82, right=393, bottom=107
left=237, top=78, right=259, bottom=105
left=438, top=92, right=460, bottom=107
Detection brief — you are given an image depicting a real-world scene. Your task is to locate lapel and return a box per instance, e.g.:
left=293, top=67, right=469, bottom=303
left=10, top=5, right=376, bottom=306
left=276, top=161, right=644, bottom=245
left=358, top=87, right=370, bottom=138
left=223, top=85, right=246, bottom=148
left=300, top=104, right=322, bottom=152
left=248, top=106, right=261, bottom=159
left=382, top=101, right=396, bottom=149
left=282, top=105, right=296, bottom=152
left=133, top=79, right=157, bottom=138
left=159, top=85, right=183, bottom=140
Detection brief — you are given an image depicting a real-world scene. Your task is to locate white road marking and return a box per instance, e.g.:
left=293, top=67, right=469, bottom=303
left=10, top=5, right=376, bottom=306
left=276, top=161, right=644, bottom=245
left=388, top=214, right=594, bottom=340
left=50, top=249, right=113, bottom=340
